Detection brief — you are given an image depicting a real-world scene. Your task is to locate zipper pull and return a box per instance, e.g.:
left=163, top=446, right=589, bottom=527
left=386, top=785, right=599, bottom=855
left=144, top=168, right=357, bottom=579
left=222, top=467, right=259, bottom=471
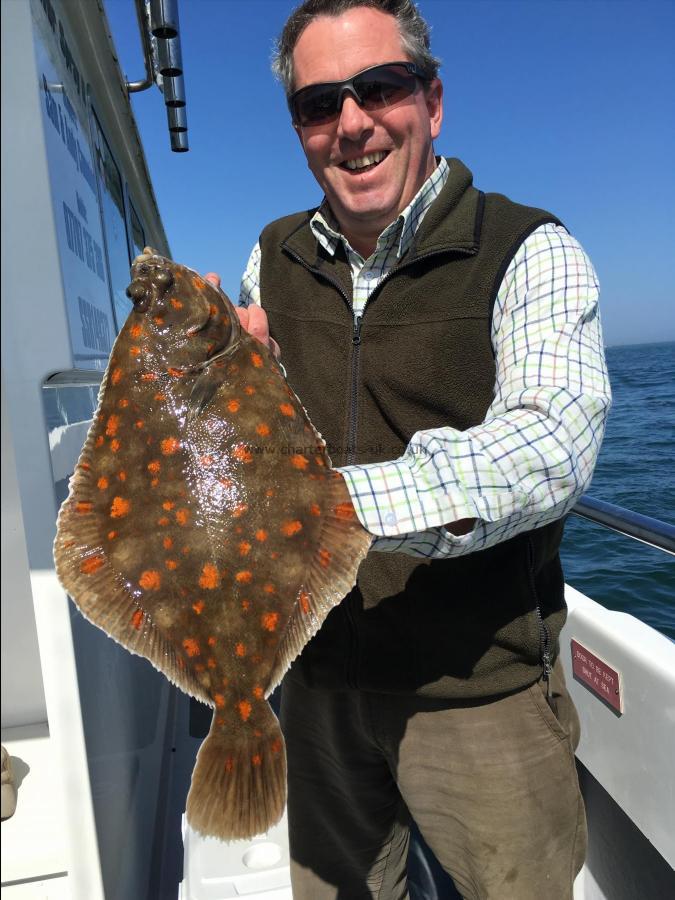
left=352, top=315, right=362, bottom=346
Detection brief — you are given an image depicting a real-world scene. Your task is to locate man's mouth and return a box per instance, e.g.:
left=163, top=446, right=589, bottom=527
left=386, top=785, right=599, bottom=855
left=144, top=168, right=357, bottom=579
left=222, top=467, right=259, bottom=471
left=340, top=151, right=388, bottom=172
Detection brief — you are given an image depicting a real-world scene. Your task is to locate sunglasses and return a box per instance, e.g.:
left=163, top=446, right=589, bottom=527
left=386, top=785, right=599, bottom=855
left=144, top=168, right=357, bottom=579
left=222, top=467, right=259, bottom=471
left=289, top=61, right=430, bottom=127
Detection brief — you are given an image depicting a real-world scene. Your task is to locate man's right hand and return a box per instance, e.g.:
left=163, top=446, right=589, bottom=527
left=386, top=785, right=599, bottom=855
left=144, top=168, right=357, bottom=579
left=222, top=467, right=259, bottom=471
left=204, top=272, right=281, bottom=361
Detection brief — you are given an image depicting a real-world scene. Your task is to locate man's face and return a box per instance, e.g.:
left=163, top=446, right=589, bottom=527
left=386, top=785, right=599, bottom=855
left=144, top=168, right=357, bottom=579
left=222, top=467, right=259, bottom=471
left=292, top=7, right=443, bottom=254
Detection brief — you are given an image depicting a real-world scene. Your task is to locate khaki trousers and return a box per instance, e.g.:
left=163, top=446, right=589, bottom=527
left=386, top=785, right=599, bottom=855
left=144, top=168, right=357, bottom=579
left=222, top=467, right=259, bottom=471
left=280, top=660, right=587, bottom=900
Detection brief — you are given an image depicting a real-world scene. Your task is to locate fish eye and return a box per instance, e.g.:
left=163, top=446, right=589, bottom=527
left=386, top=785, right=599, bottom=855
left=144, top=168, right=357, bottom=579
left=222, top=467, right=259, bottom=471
left=155, top=269, right=174, bottom=289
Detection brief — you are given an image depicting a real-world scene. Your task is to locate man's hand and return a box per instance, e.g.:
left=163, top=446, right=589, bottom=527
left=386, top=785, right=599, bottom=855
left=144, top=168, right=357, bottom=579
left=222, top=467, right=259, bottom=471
left=204, top=272, right=281, bottom=360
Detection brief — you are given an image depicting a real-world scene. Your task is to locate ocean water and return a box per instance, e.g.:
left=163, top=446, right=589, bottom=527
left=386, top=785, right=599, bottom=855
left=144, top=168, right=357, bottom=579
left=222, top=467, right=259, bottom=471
left=560, top=341, right=675, bottom=639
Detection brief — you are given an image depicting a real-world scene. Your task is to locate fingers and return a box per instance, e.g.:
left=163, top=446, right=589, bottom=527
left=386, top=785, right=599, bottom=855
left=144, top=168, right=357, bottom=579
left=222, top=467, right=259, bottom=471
left=204, top=272, right=221, bottom=288
left=235, top=305, right=281, bottom=360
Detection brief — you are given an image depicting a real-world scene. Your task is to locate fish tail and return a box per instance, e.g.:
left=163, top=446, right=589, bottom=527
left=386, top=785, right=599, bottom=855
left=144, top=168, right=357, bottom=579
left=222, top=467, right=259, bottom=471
left=186, top=701, right=286, bottom=841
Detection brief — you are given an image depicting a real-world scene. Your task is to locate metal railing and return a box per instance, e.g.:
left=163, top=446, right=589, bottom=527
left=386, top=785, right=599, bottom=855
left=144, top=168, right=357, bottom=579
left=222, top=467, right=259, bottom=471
left=572, top=495, right=675, bottom=556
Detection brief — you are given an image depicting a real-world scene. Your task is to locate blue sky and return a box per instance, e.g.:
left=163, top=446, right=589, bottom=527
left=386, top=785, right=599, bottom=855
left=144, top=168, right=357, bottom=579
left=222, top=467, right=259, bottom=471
left=104, top=0, right=675, bottom=347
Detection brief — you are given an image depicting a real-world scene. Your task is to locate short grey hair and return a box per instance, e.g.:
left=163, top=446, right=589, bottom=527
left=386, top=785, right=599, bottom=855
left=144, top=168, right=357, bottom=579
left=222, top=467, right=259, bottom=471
left=272, top=0, right=441, bottom=96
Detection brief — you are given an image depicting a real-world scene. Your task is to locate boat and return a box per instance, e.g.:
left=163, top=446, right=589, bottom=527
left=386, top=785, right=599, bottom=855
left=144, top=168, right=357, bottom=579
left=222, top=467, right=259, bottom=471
left=2, top=1, right=673, bottom=897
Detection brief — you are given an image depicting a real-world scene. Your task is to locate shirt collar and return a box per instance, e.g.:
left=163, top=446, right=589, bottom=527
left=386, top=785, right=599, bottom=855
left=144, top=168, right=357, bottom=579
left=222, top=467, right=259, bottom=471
left=310, top=156, right=450, bottom=262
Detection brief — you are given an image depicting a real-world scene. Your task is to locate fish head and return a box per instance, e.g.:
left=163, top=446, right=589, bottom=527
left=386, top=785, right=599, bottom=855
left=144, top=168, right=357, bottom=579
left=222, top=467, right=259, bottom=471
left=125, top=247, right=240, bottom=372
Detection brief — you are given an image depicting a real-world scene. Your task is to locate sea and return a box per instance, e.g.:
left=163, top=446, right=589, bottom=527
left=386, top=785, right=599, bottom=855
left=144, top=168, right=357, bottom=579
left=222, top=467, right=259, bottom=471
left=560, top=340, right=675, bottom=640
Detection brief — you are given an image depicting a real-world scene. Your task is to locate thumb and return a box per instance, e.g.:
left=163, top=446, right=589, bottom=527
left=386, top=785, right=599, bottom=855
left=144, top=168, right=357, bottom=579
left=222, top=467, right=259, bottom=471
left=203, top=272, right=221, bottom=288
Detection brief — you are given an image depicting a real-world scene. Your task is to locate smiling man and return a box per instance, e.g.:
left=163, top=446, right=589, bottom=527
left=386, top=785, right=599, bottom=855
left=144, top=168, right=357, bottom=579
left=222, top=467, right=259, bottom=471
left=235, top=1, right=611, bottom=898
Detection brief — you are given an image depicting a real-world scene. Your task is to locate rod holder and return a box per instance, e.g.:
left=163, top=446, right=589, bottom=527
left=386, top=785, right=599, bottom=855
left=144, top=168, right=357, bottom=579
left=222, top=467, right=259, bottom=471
left=162, top=74, right=186, bottom=108
left=150, top=0, right=179, bottom=39
left=170, top=131, right=189, bottom=152
left=167, top=105, right=187, bottom=134
left=157, top=35, right=183, bottom=77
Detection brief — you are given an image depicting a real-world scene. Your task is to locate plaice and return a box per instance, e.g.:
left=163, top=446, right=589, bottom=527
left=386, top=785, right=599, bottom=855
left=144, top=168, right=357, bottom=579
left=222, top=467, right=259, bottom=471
left=53, top=248, right=372, bottom=841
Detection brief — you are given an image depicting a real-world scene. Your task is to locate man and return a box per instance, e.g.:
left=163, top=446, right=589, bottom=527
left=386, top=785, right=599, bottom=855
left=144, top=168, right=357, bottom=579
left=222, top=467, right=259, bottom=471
left=215, top=1, right=610, bottom=897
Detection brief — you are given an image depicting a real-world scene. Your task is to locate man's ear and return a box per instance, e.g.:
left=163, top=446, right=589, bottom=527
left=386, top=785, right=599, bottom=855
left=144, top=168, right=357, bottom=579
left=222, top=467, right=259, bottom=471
left=293, top=122, right=305, bottom=151
left=426, top=78, right=443, bottom=141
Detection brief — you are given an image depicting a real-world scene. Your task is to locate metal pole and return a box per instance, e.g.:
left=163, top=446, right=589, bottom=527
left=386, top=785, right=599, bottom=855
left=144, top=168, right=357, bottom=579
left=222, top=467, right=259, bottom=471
left=572, top=495, right=675, bottom=556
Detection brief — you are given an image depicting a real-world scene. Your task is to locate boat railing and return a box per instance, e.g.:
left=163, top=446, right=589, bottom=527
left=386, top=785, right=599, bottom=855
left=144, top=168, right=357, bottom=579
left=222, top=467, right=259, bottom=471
left=572, top=494, right=675, bottom=556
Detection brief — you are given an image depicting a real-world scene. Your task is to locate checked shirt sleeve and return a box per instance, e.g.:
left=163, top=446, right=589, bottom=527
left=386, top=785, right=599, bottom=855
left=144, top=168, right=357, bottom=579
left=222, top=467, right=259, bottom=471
left=339, top=224, right=612, bottom=557
left=239, top=241, right=262, bottom=308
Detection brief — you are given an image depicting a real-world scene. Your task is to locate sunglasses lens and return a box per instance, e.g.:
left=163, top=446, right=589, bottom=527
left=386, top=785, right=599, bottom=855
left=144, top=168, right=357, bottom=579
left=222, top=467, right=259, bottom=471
left=292, top=64, right=422, bottom=126
left=356, top=68, right=417, bottom=110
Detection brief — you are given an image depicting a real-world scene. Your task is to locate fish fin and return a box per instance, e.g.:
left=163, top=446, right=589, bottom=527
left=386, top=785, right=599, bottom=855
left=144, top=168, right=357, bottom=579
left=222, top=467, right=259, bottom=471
left=266, top=474, right=373, bottom=695
left=54, top=466, right=212, bottom=706
left=187, top=364, right=228, bottom=421
left=186, top=701, right=286, bottom=840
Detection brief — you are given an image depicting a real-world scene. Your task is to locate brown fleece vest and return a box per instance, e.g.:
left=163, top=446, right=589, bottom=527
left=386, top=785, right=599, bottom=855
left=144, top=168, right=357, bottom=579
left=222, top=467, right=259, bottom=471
left=259, top=158, right=567, bottom=699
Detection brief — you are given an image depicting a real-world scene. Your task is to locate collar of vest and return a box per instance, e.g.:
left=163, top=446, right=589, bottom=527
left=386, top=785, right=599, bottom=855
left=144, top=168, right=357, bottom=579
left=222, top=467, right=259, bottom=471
left=280, top=157, right=483, bottom=269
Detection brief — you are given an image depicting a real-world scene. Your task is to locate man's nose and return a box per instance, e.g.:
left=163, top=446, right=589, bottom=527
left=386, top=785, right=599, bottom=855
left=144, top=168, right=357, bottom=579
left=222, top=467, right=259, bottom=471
left=336, top=92, right=374, bottom=140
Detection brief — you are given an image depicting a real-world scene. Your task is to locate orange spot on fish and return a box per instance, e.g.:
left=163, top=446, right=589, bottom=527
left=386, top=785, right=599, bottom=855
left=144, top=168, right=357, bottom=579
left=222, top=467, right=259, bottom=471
left=181, top=545, right=190, bottom=555
left=154, top=316, right=165, bottom=326
left=194, top=663, right=205, bottom=673
left=163, top=500, right=175, bottom=510
left=111, top=367, right=123, bottom=385
left=118, top=471, right=127, bottom=481
left=130, top=346, right=141, bottom=357
left=244, top=385, right=256, bottom=395
left=232, top=503, right=248, bottom=518
left=281, top=520, right=303, bottom=537
left=97, top=477, right=109, bottom=490
left=232, top=444, right=253, bottom=463
left=110, top=497, right=130, bottom=518
left=334, top=502, right=355, bottom=520
left=253, top=686, right=264, bottom=700
left=270, top=551, right=280, bottom=560
left=310, top=503, right=321, bottom=516
left=95, top=436, right=105, bottom=448
left=224, top=756, right=234, bottom=772
left=165, top=559, right=178, bottom=570
left=130, top=324, right=143, bottom=338
left=319, top=548, right=332, bottom=568
left=170, top=298, right=183, bottom=309
left=153, top=392, right=166, bottom=402
left=241, top=599, right=250, bottom=611
left=299, top=591, right=311, bottom=614
left=192, top=600, right=205, bottom=614
left=207, top=657, right=216, bottom=669
left=199, top=564, right=220, bottom=589
left=163, top=537, right=173, bottom=549
left=139, top=570, right=161, bottom=590
left=290, top=454, right=309, bottom=470
left=147, top=460, right=161, bottom=473
left=157, top=516, right=170, bottom=526
left=238, top=541, right=251, bottom=556
left=168, top=367, right=183, bottom=378
left=271, top=738, right=283, bottom=754
left=235, top=642, right=246, bottom=657
left=193, top=276, right=206, bottom=290
left=110, top=439, right=121, bottom=453
left=161, top=437, right=180, bottom=455
left=214, top=693, right=225, bottom=708
left=118, top=398, right=129, bottom=408
left=227, top=399, right=241, bottom=413
left=263, top=583, right=276, bottom=594
left=79, top=462, right=90, bottom=471
left=279, top=403, right=295, bottom=417
left=80, top=556, right=104, bottom=574
left=141, top=372, right=157, bottom=382
left=266, top=488, right=275, bottom=498
left=107, top=530, right=117, bottom=540
left=131, top=609, right=144, bottom=630
left=235, top=570, right=252, bottom=584
left=251, top=352, right=263, bottom=368
left=238, top=700, right=252, bottom=722
left=209, top=303, right=218, bottom=316
left=261, top=612, right=279, bottom=632
left=255, top=529, right=268, bottom=542
left=135, top=420, right=144, bottom=429
left=256, top=423, right=270, bottom=437
left=183, top=638, right=200, bottom=657
left=207, top=636, right=217, bottom=647
left=176, top=508, right=190, bottom=526
left=151, top=478, right=160, bottom=488
left=251, top=754, right=262, bottom=766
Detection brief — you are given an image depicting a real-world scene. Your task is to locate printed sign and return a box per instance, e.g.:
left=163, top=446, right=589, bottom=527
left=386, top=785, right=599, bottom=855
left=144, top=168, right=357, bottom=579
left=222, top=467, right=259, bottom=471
left=571, top=639, right=622, bottom=714
left=32, top=0, right=114, bottom=370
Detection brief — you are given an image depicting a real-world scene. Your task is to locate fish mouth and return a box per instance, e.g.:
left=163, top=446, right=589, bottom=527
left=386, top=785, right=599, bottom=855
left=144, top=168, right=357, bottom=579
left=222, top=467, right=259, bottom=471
left=127, top=250, right=174, bottom=311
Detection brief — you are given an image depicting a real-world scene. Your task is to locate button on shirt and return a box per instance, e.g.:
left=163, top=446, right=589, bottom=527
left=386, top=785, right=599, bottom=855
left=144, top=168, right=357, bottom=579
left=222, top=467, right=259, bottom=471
left=239, top=158, right=611, bottom=557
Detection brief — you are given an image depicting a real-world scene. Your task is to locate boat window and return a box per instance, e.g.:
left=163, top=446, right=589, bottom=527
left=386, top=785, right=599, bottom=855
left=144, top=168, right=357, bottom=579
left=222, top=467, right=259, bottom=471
left=91, top=112, right=133, bottom=331
left=129, top=200, right=146, bottom=260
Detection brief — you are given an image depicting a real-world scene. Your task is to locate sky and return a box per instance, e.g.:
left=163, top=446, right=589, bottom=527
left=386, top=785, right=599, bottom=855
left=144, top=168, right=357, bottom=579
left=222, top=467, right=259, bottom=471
left=104, top=0, right=675, bottom=347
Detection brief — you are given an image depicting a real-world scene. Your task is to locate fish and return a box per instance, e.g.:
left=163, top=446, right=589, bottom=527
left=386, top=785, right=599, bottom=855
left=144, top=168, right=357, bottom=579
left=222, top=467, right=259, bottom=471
left=53, top=247, right=372, bottom=841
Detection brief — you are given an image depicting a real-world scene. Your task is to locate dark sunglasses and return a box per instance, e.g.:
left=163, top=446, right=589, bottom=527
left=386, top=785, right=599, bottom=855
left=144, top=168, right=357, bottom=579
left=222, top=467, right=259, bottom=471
left=289, top=61, right=430, bottom=127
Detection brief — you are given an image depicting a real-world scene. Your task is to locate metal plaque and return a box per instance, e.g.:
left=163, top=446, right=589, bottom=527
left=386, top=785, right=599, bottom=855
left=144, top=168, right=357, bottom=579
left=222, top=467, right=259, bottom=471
left=571, top=639, right=623, bottom=714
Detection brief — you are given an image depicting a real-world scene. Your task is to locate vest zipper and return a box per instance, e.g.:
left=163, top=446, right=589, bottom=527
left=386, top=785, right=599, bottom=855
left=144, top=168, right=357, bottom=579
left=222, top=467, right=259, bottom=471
left=346, top=315, right=363, bottom=464
left=527, top=536, right=553, bottom=704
